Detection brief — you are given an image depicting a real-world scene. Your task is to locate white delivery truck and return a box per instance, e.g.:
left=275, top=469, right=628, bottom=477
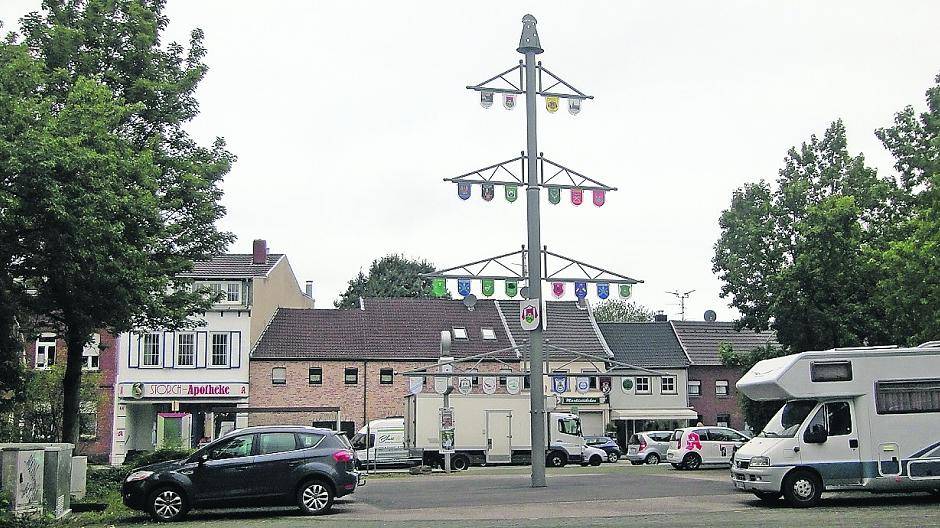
left=405, top=393, right=588, bottom=470
left=351, top=417, right=411, bottom=467
left=732, top=342, right=940, bottom=507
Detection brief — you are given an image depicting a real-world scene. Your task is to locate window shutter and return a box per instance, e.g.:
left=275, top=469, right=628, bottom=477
left=230, top=332, right=241, bottom=368
left=129, top=333, right=140, bottom=368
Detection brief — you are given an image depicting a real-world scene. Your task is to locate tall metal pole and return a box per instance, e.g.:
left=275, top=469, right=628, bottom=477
left=518, top=14, right=547, bottom=489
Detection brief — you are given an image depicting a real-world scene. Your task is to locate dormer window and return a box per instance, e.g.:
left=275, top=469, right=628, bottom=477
left=203, top=281, right=242, bottom=304
left=452, top=327, right=468, bottom=339
left=226, top=283, right=241, bottom=303
left=481, top=328, right=496, bottom=340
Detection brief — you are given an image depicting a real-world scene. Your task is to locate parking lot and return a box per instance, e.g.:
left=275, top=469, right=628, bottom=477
left=142, top=464, right=940, bottom=528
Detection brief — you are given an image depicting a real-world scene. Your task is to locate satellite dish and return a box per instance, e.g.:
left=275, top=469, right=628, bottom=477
left=463, top=294, right=478, bottom=311
left=704, top=309, right=717, bottom=322
left=519, top=286, right=530, bottom=299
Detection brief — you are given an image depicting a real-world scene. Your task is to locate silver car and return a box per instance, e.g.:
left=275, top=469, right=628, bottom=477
left=626, top=431, right=673, bottom=465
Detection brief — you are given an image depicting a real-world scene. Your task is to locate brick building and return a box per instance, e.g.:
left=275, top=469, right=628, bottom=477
left=23, top=331, right=118, bottom=463
left=670, top=320, right=777, bottom=432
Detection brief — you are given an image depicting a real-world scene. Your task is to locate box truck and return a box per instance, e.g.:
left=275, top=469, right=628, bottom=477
left=405, top=393, right=589, bottom=470
left=732, top=342, right=940, bottom=507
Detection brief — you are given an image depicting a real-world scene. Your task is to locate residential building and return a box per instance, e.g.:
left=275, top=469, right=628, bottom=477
left=598, top=321, right=697, bottom=447
left=22, top=331, right=118, bottom=463
left=670, top=320, right=777, bottom=432
left=111, top=240, right=313, bottom=463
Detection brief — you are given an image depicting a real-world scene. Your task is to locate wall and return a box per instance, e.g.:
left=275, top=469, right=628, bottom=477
left=687, top=365, right=746, bottom=430
left=249, top=258, right=314, bottom=347
left=607, top=368, right=689, bottom=411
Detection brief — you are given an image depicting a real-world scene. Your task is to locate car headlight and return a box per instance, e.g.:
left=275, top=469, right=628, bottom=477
left=125, top=470, right=154, bottom=482
left=749, top=456, right=771, bottom=467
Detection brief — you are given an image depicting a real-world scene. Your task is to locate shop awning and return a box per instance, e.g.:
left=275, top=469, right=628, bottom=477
left=611, top=408, right=699, bottom=421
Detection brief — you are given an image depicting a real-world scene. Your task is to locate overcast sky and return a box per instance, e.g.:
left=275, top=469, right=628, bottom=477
left=3, top=1, right=940, bottom=320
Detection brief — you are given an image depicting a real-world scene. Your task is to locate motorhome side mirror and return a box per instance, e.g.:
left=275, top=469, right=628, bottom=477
left=803, top=424, right=828, bottom=444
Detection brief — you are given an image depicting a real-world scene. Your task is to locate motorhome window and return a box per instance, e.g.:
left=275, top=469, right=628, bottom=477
left=559, top=418, right=582, bottom=436
left=825, top=402, right=852, bottom=436
left=876, top=379, right=940, bottom=414
left=811, top=361, right=853, bottom=382
left=758, top=400, right=818, bottom=438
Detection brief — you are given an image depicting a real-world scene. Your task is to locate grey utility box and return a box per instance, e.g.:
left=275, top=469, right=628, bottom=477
left=0, top=446, right=45, bottom=516
left=70, top=456, right=87, bottom=501
left=42, top=444, right=74, bottom=518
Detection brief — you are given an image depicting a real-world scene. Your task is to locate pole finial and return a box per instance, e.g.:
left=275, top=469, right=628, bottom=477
left=517, top=14, right=543, bottom=55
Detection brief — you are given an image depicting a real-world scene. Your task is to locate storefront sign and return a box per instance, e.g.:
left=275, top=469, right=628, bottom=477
left=561, top=396, right=601, bottom=405
left=119, top=382, right=248, bottom=399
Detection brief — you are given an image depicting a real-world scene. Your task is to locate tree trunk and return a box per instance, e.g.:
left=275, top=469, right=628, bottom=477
left=61, top=329, right=87, bottom=444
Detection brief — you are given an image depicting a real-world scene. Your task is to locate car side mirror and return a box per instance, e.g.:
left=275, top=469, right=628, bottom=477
left=803, top=424, right=828, bottom=444
left=197, top=453, right=209, bottom=464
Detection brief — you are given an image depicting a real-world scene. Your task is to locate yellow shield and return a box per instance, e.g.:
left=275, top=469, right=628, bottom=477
left=545, top=96, right=559, bottom=113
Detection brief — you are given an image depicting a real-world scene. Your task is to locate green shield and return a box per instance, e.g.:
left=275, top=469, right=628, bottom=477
left=482, top=278, right=495, bottom=297
left=548, top=187, right=561, bottom=205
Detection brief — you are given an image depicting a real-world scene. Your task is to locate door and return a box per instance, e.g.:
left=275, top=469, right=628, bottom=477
left=253, top=432, right=305, bottom=497
left=486, top=411, right=512, bottom=463
left=708, top=428, right=747, bottom=464
left=189, top=433, right=257, bottom=502
left=800, top=401, right=862, bottom=486
left=554, top=416, right=584, bottom=459
left=578, top=411, right=605, bottom=437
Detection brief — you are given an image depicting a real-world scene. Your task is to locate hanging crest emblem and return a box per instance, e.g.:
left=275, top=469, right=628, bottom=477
left=480, top=90, right=494, bottom=108
left=619, top=283, right=632, bottom=299
left=592, top=189, right=605, bottom=207
left=481, top=278, right=495, bottom=297
left=457, top=181, right=471, bottom=200
left=597, top=283, right=610, bottom=300
left=568, top=98, right=581, bottom=115
left=548, top=187, right=561, bottom=205
left=552, top=282, right=565, bottom=298
left=545, top=96, right=559, bottom=113
left=503, top=93, right=516, bottom=110
left=481, top=183, right=495, bottom=201
left=432, top=278, right=446, bottom=297
left=505, top=184, right=518, bottom=203
left=458, top=279, right=472, bottom=297
left=505, top=280, right=518, bottom=297
left=574, top=281, right=588, bottom=299
left=571, top=188, right=583, bottom=206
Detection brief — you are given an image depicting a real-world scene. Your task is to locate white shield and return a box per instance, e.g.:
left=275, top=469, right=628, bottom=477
left=434, top=363, right=453, bottom=394
left=506, top=376, right=521, bottom=395
left=503, top=93, right=516, bottom=110
left=481, top=376, right=498, bottom=394
left=576, top=377, right=591, bottom=394
left=409, top=376, right=423, bottom=395
left=568, top=98, right=581, bottom=115
left=480, top=90, right=494, bottom=109
left=458, top=376, right=472, bottom=395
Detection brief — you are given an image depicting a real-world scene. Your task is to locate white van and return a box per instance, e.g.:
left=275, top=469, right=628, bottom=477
left=665, top=426, right=750, bottom=469
left=733, top=343, right=940, bottom=507
left=351, top=417, right=411, bottom=467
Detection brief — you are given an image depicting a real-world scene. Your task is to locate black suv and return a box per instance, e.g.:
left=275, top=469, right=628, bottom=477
left=122, top=426, right=362, bottom=521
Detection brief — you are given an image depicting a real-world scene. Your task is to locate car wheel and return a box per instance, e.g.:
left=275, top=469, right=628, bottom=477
left=645, top=453, right=661, bottom=465
left=148, top=487, right=187, bottom=522
left=682, top=453, right=702, bottom=470
left=782, top=469, right=822, bottom=508
left=297, top=479, right=335, bottom=515
left=607, top=451, right=620, bottom=463
left=546, top=451, right=567, bottom=468
left=753, top=491, right=782, bottom=504
left=451, top=455, right=470, bottom=471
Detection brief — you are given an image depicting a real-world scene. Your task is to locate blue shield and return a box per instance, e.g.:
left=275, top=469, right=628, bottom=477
left=552, top=375, right=569, bottom=394
left=457, top=278, right=471, bottom=297
left=597, top=283, right=610, bottom=299
left=457, top=182, right=471, bottom=200
left=574, top=281, right=588, bottom=299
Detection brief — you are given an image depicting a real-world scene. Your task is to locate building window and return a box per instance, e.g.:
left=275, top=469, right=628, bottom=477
left=468, top=368, right=479, bottom=386
left=635, top=376, right=651, bottom=394
left=35, top=334, right=56, bottom=369
left=716, top=380, right=730, bottom=396
left=272, top=367, right=286, bottom=385
left=499, top=368, right=512, bottom=387
left=177, top=333, right=195, bottom=367
left=481, top=328, right=496, bottom=340
left=345, top=367, right=359, bottom=385
left=308, top=367, right=322, bottom=385
left=226, top=282, right=241, bottom=303
left=79, top=408, right=98, bottom=440
left=211, top=333, right=229, bottom=366
left=661, top=376, right=677, bottom=394
left=688, top=380, right=701, bottom=397
left=452, top=327, right=468, bottom=340
left=82, top=334, right=100, bottom=371
left=380, top=368, right=394, bottom=385
left=582, top=369, right=598, bottom=390
left=716, top=413, right=731, bottom=428
left=142, top=333, right=160, bottom=366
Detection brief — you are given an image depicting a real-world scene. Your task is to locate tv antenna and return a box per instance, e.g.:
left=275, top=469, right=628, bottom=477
left=666, top=289, right=695, bottom=321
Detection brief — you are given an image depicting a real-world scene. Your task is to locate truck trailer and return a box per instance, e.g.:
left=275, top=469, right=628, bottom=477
left=405, top=393, right=588, bottom=470
left=732, top=342, right=940, bottom=507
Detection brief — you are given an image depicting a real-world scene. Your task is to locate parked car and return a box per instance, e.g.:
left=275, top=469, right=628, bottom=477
left=122, top=426, right=363, bottom=521
left=666, top=426, right=750, bottom=470
left=585, top=435, right=623, bottom=463
left=580, top=445, right=606, bottom=466
left=626, top=431, right=674, bottom=465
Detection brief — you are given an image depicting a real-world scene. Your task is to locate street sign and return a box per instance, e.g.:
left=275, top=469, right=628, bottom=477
left=440, top=407, right=455, bottom=453
left=520, top=299, right=540, bottom=331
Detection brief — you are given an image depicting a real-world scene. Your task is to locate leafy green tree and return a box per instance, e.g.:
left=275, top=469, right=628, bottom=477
left=0, top=364, right=99, bottom=444
left=1, top=1, right=233, bottom=443
left=719, top=342, right=789, bottom=432
left=713, top=120, right=900, bottom=351
left=591, top=300, right=653, bottom=322
left=874, top=73, right=940, bottom=345
left=336, top=255, right=441, bottom=308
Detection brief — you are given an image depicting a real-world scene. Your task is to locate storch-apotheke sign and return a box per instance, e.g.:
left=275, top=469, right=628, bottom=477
left=118, top=382, right=248, bottom=399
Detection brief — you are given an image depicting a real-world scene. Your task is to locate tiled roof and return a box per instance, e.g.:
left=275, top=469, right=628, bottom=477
left=178, top=254, right=284, bottom=279
left=497, top=300, right=610, bottom=360
left=670, top=321, right=778, bottom=366
left=598, top=322, right=691, bottom=368
left=251, top=298, right=514, bottom=360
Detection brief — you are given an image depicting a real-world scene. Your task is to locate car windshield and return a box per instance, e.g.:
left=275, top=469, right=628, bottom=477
left=759, top=400, right=818, bottom=438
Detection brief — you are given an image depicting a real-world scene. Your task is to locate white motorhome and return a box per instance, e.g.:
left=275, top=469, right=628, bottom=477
left=733, top=343, right=940, bottom=507
left=351, top=417, right=410, bottom=467
left=405, top=393, right=587, bottom=470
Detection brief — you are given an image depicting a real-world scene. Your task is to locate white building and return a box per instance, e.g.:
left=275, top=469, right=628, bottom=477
left=110, top=240, right=313, bottom=462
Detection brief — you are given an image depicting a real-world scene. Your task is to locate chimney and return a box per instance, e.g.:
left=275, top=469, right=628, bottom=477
left=653, top=311, right=668, bottom=322
left=252, top=239, right=267, bottom=264
left=305, top=281, right=314, bottom=298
